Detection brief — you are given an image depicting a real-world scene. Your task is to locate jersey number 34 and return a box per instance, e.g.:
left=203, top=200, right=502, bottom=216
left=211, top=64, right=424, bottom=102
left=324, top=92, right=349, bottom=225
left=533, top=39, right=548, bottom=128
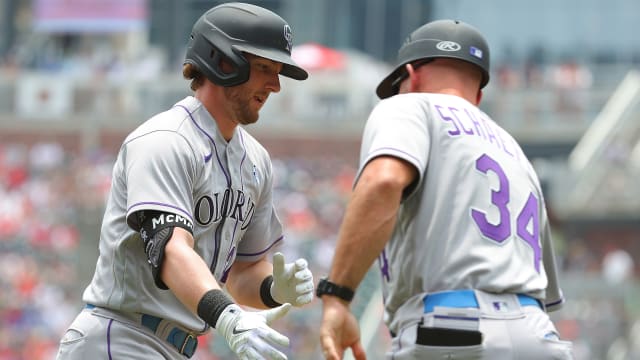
left=471, top=154, right=542, bottom=273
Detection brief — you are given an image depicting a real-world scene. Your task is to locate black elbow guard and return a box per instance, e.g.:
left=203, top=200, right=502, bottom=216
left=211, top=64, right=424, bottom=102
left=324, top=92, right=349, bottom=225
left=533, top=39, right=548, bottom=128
left=138, top=210, right=193, bottom=290
left=144, top=226, right=174, bottom=290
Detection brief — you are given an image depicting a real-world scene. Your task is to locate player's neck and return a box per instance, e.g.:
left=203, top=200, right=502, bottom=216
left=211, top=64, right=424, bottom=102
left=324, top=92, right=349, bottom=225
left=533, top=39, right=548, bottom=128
left=195, top=87, right=237, bottom=142
left=431, top=88, right=480, bottom=106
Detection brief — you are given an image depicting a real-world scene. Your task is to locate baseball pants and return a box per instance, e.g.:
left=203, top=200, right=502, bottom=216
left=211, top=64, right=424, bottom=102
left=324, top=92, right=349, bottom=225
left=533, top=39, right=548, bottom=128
left=387, top=290, right=573, bottom=359
left=56, top=306, right=195, bottom=360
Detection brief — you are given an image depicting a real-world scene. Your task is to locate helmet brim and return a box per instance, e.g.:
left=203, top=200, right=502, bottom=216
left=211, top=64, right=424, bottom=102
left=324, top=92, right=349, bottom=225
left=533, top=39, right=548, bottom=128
left=236, top=44, right=309, bottom=80
left=376, top=55, right=490, bottom=100
left=376, top=65, right=406, bottom=100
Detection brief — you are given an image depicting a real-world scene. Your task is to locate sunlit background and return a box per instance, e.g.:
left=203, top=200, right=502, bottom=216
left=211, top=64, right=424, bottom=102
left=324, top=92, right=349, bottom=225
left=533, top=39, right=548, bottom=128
left=0, top=1, right=639, bottom=359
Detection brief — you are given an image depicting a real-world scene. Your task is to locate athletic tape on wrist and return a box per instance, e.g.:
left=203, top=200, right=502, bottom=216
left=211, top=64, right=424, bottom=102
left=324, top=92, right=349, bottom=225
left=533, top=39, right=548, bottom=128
left=197, top=289, right=235, bottom=328
left=260, top=275, right=282, bottom=308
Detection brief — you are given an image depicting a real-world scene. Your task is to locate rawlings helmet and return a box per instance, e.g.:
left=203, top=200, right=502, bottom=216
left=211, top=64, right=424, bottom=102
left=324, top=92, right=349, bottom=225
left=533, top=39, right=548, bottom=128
left=376, top=19, right=490, bottom=99
left=184, top=2, right=308, bottom=87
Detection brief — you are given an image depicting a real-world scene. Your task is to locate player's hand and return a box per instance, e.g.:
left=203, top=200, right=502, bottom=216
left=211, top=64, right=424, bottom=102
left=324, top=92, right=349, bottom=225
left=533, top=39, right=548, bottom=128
left=271, top=252, right=314, bottom=307
left=215, top=303, right=292, bottom=360
left=320, top=297, right=366, bottom=360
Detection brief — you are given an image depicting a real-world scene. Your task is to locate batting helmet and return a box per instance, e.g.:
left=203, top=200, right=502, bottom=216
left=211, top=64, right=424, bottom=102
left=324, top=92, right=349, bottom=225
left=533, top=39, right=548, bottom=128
left=376, top=19, right=490, bottom=99
left=184, top=2, right=308, bottom=87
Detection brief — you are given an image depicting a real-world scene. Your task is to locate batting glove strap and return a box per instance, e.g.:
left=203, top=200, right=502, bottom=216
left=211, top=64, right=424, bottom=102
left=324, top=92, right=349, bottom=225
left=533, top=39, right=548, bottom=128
left=270, top=252, right=315, bottom=307
left=215, top=304, right=292, bottom=360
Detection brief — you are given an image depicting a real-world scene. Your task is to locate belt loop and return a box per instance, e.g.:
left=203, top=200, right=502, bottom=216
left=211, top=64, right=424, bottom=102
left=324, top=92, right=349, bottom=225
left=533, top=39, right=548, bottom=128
left=143, top=314, right=198, bottom=357
left=181, top=333, right=198, bottom=358
left=168, top=328, right=198, bottom=358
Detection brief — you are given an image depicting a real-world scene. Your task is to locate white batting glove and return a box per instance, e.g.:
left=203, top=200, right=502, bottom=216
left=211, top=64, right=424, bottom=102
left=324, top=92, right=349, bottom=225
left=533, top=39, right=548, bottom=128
left=215, top=303, right=292, bottom=360
left=271, top=252, right=314, bottom=307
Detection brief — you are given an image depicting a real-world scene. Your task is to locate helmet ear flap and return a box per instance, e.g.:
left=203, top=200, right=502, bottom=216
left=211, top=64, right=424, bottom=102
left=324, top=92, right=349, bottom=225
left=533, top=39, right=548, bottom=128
left=186, top=32, right=250, bottom=87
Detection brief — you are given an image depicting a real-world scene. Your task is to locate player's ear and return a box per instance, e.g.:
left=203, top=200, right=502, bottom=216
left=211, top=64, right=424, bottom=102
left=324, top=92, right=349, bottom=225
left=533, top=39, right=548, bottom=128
left=406, top=63, right=420, bottom=93
left=218, top=56, right=235, bottom=74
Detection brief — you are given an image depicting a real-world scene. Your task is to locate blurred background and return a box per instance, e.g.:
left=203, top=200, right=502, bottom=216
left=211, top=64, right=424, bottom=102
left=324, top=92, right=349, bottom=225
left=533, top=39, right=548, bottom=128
left=0, top=0, right=639, bottom=359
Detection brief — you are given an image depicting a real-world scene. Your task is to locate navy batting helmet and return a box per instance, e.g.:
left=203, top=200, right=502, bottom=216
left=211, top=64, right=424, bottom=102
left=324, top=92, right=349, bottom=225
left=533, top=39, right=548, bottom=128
left=376, top=19, right=490, bottom=99
left=184, top=2, right=308, bottom=87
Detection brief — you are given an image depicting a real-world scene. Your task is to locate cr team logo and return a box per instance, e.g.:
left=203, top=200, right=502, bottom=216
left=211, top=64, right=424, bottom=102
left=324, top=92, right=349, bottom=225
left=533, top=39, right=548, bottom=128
left=436, top=41, right=461, bottom=51
left=283, top=24, right=293, bottom=52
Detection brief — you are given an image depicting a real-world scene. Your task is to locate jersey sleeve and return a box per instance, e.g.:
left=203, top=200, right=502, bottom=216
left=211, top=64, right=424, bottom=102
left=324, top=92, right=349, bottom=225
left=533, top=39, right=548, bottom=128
left=355, top=95, right=431, bottom=198
left=124, top=131, right=197, bottom=231
left=235, top=150, right=283, bottom=262
left=540, top=207, right=565, bottom=312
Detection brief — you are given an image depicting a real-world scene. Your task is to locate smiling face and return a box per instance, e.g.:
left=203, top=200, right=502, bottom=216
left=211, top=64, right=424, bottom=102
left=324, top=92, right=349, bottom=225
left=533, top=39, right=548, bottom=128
left=223, top=53, right=283, bottom=125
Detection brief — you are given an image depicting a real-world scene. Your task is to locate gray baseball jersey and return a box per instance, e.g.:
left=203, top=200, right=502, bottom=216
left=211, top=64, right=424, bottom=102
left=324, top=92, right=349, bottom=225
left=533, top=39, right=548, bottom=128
left=356, top=93, right=564, bottom=335
left=82, top=96, right=283, bottom=332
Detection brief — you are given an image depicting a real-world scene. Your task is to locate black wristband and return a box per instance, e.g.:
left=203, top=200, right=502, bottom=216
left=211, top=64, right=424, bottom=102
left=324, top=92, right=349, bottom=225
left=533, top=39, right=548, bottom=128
left=260, top=275, right=282, bottom=308
left=316, top=277, right=355, bottom=302
left=197, top=289, right=235, bottom=328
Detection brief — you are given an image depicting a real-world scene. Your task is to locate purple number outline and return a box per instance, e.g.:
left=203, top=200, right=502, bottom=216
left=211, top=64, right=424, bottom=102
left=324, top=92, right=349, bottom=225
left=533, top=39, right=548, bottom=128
left=517, top=193, right=542, bottom=272
left=471, top=154, right=542, bottom=273
left=471, top=154, right=511, bottom=242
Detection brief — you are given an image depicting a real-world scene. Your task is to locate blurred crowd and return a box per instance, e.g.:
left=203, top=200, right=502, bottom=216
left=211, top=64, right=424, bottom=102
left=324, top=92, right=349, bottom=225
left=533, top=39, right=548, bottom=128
left=0, top=140, right=638, bottom=360
left=494, top=59, right=594, bottom=114
left=0, top=142, right=113, bottom=360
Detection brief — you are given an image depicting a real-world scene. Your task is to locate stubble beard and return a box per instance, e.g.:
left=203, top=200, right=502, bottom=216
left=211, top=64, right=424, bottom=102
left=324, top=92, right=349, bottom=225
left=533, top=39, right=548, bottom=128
left=224, top=87, right=260, bottom=125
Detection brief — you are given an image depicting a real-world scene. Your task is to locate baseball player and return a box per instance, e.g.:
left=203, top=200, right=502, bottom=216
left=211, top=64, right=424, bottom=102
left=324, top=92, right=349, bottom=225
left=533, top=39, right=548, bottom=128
left=318, top=20, right=573, bottom=359
left=56, top=3, right=314, bottom=360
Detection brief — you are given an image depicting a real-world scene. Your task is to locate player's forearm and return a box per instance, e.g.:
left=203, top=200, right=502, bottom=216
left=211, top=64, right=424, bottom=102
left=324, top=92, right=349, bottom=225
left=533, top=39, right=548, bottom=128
left=330, top=210, right=396, bottom=291
left=161, top=228, right=222, bottom=314
left=226, top=258, right=273, bottom=309
left=329, top=177, right=401, bottom=291
left=329, top=157, right=415, bottom=293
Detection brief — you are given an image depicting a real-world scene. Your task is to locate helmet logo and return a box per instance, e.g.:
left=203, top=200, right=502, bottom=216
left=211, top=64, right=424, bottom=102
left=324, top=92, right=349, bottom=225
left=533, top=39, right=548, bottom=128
left=436, top=41, right=461, bottom=52
left=283, top=25, right=293, bottom=52
left=470, top=46, right=483, bottom=59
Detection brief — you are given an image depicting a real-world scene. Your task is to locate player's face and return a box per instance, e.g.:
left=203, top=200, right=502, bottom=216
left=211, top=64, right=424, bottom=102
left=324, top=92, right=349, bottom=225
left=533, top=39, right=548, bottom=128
left=224, top=55, right=282, bottom=125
